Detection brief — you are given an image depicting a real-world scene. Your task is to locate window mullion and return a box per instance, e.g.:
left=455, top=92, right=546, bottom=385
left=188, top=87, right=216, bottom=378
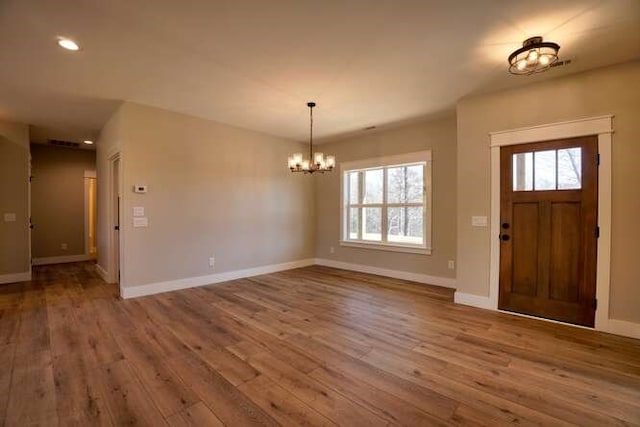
left=423, top=163, right=428, bottom=247
left=382, top=167, right=388, bottom=243
left=344, top=172, right=348, bottom=241
left=358, top=171, right=364, bottom=241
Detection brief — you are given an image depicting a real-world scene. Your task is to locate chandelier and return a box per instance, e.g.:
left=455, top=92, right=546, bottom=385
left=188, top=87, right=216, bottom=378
left=508, top=36, right=560, bottom=75
left=288, top=102, right=335, bottom=174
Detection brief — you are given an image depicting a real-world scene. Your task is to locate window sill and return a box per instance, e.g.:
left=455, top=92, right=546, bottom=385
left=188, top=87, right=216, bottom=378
left=339, top=240, right=432, bottom=255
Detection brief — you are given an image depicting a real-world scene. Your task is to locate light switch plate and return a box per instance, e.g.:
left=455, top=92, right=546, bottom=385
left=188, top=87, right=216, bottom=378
left=3, top=213, right=16, bottom=222
left=472, top=216, right=488, bottom=227
left=133, top=207, right=145, bottom=217
left=133, top=217, right=149, bottom=228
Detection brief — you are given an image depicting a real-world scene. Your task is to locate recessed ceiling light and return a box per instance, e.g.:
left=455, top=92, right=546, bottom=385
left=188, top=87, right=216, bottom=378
left=83, top=140, right=94, bottom=145
left=57, top=38, right=80, bottom=51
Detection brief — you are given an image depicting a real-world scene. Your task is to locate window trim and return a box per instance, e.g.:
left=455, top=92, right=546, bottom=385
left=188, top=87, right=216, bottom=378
left=339, top=151, right=432, bottom=255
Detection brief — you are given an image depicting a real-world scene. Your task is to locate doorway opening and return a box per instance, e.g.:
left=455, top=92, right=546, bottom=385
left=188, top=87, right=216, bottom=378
left=30, top=144, right=97, bottom=266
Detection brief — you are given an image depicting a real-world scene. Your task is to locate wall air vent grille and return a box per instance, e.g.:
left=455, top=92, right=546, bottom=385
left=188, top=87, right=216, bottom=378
left=48, top=139, right=80, bottom=148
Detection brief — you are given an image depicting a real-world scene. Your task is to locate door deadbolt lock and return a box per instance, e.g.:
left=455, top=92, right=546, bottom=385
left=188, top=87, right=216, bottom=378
left=500, top=234, right=510, bottom=241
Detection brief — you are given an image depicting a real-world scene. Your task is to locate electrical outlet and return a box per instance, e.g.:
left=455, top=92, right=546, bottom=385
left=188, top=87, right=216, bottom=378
left=61, top=243, right=68, bottom=251
left=209, top=257, right=215, bottom=267
left=448, top=260, right=455, bottom=269
left=329, top=246, right=335, bottom=254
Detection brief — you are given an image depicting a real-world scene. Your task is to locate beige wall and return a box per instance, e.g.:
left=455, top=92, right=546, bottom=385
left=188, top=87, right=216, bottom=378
left=30, top=145, right=96, bottom=258
left=114, top=103, right=315, bottom=288
left=456, top=60, right=640, bottom=323
left=0, top=120, right=30, bottom=276
left=315, top=116, right=457, bottom=278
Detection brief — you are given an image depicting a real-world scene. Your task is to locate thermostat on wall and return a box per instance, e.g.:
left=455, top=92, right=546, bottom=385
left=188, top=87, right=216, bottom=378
left=133, top=184, right=148, bottom=193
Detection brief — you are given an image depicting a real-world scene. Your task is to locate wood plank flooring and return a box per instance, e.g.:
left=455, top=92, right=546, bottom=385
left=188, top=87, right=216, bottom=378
left=1, top=262, right=639, bottom=426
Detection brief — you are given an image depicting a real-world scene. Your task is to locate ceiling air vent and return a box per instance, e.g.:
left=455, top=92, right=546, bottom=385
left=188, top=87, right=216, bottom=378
left=48, top=139, right=80, bottom=148
left=550, top=59, right=572, bottom=68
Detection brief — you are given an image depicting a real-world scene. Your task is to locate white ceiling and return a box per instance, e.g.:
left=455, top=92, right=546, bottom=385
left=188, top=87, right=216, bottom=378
left=0, top=0, right=639, bottom=143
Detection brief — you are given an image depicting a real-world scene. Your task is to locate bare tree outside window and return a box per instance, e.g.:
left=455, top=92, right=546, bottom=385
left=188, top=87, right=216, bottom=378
left=387, top=165, right=423, bottom=243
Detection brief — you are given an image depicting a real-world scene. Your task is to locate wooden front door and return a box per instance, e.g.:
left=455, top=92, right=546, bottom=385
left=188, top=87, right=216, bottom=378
left=499, top=136, right=598, bottom=327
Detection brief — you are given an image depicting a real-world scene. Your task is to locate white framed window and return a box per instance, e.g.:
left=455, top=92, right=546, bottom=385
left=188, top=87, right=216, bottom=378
left=340, top=151, right=432, bottom=254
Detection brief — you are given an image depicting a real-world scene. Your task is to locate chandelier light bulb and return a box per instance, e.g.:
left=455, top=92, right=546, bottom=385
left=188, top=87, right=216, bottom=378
left=326, top=156, right=336, bottom=168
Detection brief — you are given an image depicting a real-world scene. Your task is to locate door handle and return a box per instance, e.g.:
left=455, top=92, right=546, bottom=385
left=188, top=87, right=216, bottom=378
left=500, top=234, right=510, bottom=241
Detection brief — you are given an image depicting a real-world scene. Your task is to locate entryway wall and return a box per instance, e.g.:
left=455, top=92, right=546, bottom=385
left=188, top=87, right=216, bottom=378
left=30, top=144, right=96, bottom=265
left=0, top=121, right=30, bottom=284
left=455, top=60, right=640, bottom=337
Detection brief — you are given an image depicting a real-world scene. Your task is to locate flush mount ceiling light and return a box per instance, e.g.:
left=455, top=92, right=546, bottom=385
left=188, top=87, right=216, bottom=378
left=288, top=102, right=335, bottom=174
left=83, top=140, right=94, bottom=145
left=57, top=37, right=80, bottom=51
left=508, top=36, right=560, bottom=75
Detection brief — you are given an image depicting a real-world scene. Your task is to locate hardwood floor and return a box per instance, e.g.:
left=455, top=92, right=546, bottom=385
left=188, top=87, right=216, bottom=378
left=1, top=262, right=639, bottom=426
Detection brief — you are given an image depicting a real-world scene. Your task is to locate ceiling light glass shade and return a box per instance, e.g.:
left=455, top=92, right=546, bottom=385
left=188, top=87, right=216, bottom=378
left=83, top=140, right=94, bottom=145
left=508, top=36, right=559, bottom=75
left=289, top=102, right=335, bottom=174
left=57, top=38, right=80, bottom=51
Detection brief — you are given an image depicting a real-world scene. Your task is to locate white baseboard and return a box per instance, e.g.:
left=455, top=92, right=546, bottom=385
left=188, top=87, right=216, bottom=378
left=0, top=271, right=32, bottom=285
left=602, top=319, right=640, bottom=340
left=32, top=254, right=94, bottom=266
left=95, top=264, right=110, bottom=283
left=121, top=258, right=316, bottom=299
left=453, top=291, right=494, bottom=309
left=315, top=258, right=456, bottom=289
left=454, top=291, right=640, bottom=340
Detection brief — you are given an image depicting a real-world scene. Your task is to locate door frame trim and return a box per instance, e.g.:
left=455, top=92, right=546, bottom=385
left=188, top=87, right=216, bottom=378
left=488, top=115, right=613, bottom=330
left=107, top=151, right=123, bottom=292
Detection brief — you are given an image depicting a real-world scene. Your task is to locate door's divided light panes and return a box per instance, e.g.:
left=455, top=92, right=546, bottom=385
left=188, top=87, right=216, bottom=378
left=513, top=152, right=533, bottom=191
left=513, top=148, right=582, bottom=192
left=534, top=150, right=556, bottom=190
left=558, top=148, right=582, bottom=189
